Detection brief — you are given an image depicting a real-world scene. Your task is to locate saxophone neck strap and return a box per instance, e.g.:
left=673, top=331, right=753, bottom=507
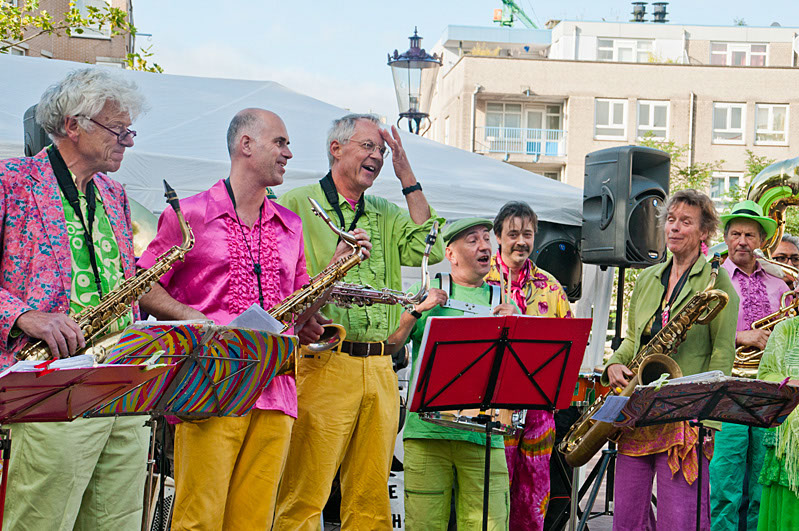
left=48, top=144, right=103, bottom=297
left=319, top=172, right=365, bottom=235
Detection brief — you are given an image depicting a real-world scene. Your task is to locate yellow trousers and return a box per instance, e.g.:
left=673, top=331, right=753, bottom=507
left=274, top=345, right=400, bottom=530
left=171, top=408, right=294, bottom=531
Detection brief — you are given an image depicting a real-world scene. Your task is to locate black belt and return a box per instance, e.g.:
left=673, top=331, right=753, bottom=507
left=339, top=340, right=386, bottom=357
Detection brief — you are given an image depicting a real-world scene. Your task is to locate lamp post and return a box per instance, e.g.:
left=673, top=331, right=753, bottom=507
left=387, top=28, right=442, bottom=135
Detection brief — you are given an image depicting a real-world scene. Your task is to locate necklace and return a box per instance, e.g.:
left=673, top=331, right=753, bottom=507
left=225, top=178, right=265, bottom=308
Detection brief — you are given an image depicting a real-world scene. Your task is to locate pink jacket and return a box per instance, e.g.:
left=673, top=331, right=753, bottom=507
left=0, top=149, right=136, bottom=368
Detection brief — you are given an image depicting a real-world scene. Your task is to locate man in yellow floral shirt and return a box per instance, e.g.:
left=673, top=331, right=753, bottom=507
left=485, top=201, right=571, bottom=531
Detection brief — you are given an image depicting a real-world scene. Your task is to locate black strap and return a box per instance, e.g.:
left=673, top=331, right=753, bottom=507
left=225, top=177, right=265, bottom=309
left=319, top=172, right=365, bottom=234
left=47, top=145, right=103, bottom=296
left=650, top=259, right=694, bottom=336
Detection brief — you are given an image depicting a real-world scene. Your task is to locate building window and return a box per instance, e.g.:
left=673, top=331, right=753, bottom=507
left=637, top=100, right=669, bottom=140
left=755, top=104, right=788, bottom=145
left=73, top=0, right=112, bottom=39
left=712, top=103, right=746, bottom=144
left=597, top=38, right=653, bottom=62
left=9, top=47, right=25, bottom=56
left=710, top=42, right=767, bottom=66
left=486, top=102, right=522, bottom=152
left=594, top=98, right=627, bottom=140
left=543, top=171, right=560, bottom=181
left=710, top=171, right=744, bottom=204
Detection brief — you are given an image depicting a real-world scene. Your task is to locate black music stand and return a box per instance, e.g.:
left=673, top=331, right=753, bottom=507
left=408, top=315, right=592, bottom=531
left=615, top=374, right=799, bottom=531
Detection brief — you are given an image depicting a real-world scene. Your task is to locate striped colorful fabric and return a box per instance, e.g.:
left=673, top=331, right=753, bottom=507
left=92, top=322, right=295, bottom=417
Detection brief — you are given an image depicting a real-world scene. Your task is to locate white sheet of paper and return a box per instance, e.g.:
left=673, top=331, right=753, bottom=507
left=0, top=353, right=98, bottom=378
left=591, top=395, right=630, bottom=423
left=229, top=303, right=284, bottom=334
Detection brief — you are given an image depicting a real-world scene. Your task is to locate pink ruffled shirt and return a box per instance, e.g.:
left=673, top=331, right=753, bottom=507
left=138, top=179, right=309, bottom=417
left=722, top=258, right=789, bottom=331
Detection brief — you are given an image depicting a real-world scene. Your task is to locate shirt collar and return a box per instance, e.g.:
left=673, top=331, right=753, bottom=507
left=204, top=178, right=294, bottom=233
left=723, top=256, right=764, bottom=279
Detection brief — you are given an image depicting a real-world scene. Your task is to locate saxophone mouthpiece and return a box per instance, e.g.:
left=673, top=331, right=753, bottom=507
left=711, top=252, right=721, bottom=273
left=163, top=180, right=181, bottom=212
left=425, top=221, right=439, bottom=247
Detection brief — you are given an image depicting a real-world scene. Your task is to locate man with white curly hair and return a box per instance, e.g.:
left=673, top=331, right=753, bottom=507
left=0, top=67, right=149, bottom=530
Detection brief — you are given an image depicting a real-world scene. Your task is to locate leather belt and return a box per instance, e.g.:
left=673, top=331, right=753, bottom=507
left=339, top=340, right=386, bottom=357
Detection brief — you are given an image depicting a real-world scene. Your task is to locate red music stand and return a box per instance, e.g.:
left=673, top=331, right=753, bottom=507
left=408, top=315, right=592, bottom=531
left=0, top=359, right=177, bottom=526
left=613, top=374, right=799, bottom=531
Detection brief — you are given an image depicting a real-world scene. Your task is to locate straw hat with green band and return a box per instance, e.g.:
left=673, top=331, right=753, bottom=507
left=442, top=217, right=493, bottom=245
left=720, top=200, right=778, bottom=240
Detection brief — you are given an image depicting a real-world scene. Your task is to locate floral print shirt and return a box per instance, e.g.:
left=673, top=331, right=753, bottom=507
left=485, top=252, right=571, bottom=318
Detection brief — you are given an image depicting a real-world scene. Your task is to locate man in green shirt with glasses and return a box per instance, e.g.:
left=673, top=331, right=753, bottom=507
left=275, top=113, right=444, bottom=530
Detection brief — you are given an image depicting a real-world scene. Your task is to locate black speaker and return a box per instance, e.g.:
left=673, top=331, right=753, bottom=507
left=533, top=221, right=582, bottom=302
left=582, top=146, right=669, bottom=268
left=24, top=105, right=49, bottom=157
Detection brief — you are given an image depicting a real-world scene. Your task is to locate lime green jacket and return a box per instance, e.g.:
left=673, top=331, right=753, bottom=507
left=602, top=254, right=739, bottom=385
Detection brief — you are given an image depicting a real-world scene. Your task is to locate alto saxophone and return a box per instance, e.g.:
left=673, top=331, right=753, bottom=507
left=269, top=197, right=367, bottom=375
left=558, top=254, right=729, bottom=468
left=328, top=222, right=439, bottom=311
left=17, top=181, right=195, bottom=362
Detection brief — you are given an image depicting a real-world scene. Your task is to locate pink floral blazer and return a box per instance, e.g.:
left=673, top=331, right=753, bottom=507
left=0, top=148, right=136, bottom=368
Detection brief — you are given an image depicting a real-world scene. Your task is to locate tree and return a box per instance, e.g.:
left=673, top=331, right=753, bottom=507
left=1, top=0, right=162, bottom=73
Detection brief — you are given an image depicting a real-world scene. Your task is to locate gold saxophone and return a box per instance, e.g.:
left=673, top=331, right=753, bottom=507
left=558, top=255, right=729, bottom=468
left=733, top=291, right=799, bottom=377
left=270, top=197, right=367, bottom=375
left=17, top=181, right=195, bottom=362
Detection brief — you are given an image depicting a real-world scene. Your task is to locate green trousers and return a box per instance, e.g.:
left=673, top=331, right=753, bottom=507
left=404, top=438, right=510, bottom=531
left=710, top=422, right=767, bottom=531
left=3, top=416, right=149, bottom=531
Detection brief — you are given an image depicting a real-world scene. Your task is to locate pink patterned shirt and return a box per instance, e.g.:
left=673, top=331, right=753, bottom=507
left=138, top=179, right=309, bottom=417
left=722, top=258, right=789, bottom=331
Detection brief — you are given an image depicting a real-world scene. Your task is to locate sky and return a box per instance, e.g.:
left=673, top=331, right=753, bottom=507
left=131, top=1, right=798, bottom=123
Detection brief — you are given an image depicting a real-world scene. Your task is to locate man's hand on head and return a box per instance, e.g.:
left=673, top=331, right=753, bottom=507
left=329, top=228, right=371, bottom=265
left=380, top=126, right=416, bottom=186
left=15, top=310, right=85, bottom=359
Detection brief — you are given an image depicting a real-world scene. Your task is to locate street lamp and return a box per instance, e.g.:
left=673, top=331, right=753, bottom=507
left=387, top=28, right=442, bottom=135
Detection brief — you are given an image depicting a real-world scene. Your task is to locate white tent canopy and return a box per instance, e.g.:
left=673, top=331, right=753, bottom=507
left=0, top=54, right=581, bottom=224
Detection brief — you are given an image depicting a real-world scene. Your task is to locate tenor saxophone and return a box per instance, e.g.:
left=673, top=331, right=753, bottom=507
left=17, top=181, right=195, bottom=362
left=269, top=197, right=367, bottom=375
left=558, top=254, right=729, bottom=468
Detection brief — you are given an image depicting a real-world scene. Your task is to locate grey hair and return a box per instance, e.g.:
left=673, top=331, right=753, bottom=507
left=226, top=109, right=260, bottom=155
left=326, top=113, right=381, bottom=167
left=659, top=189, right=720, bottom=241
left=36, top=68, right=146, bottom=139
left=782, top=233, right=799, bottom=252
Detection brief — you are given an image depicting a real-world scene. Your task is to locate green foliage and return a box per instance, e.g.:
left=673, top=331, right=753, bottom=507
left=1, top=0, right=133, bottom=53
left=734, top=18, right=747, bottom=26
left=637, top=133, right=724, bottom=192
left=126, top=44, right=162, bottom=73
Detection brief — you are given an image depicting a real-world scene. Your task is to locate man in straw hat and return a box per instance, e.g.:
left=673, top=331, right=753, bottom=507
left=711, top=200, right=790, bottom=531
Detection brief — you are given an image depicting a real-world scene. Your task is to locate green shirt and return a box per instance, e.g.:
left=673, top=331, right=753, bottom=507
left=403, top=279, right=517, bottom=448
left=60, top=179, right=131, bottom=331
left=278, top=182, right=444, bottom=343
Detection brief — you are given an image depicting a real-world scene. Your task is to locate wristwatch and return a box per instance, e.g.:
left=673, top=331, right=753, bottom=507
left=402, top=182, right=422, bottom=196
left=409, top=309, right=423, bottom=319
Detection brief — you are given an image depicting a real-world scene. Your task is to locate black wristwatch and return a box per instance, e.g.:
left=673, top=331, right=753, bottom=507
left=409, top=309, right=423, bottom=319
left=402, top=182, right=422, bottom=196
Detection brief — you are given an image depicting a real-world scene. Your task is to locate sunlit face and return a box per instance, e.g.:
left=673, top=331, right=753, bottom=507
left=249, top=112, right=293, bottom=187
left=498, top=216, right=535, bottom=267
left=724, top=218, right=763, bottom=269
left=664, top=202, right=708, bottom=258
left=447, top=226, right=493, bottom=279
left=330, top=119, right=385, bottom=193
left=78, top=100, right=133, bottom=174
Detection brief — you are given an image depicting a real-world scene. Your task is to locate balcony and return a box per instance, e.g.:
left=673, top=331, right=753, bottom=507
left=475, top=127, right=567, bottom=157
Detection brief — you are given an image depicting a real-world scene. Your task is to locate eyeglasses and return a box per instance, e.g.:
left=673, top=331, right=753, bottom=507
left=354, top=140, right=389, bottom=159
left=87, top=117, right=137, bottom=144
left=772, top=254, right=799, bottom=265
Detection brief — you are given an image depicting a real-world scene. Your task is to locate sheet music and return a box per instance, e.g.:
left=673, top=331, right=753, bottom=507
left=592, top=395, right=630, bottom=423
left=0, top=354, right=98, bottom=378
left=229, top=304, right=284, bottom=333
left=638, top=370, right=726, bottom=387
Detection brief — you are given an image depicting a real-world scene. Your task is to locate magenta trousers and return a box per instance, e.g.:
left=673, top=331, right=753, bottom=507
left=613, top=451, right=710, bottom=531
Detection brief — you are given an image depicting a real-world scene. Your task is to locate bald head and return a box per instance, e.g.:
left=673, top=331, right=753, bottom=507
left=226, top=108, right=283, bottom=157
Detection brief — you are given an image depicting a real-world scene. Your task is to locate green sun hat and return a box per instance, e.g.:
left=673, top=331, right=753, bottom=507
left=720, top=200, right=777, bottom=240
left=442, top=218, right=493, bottom=245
